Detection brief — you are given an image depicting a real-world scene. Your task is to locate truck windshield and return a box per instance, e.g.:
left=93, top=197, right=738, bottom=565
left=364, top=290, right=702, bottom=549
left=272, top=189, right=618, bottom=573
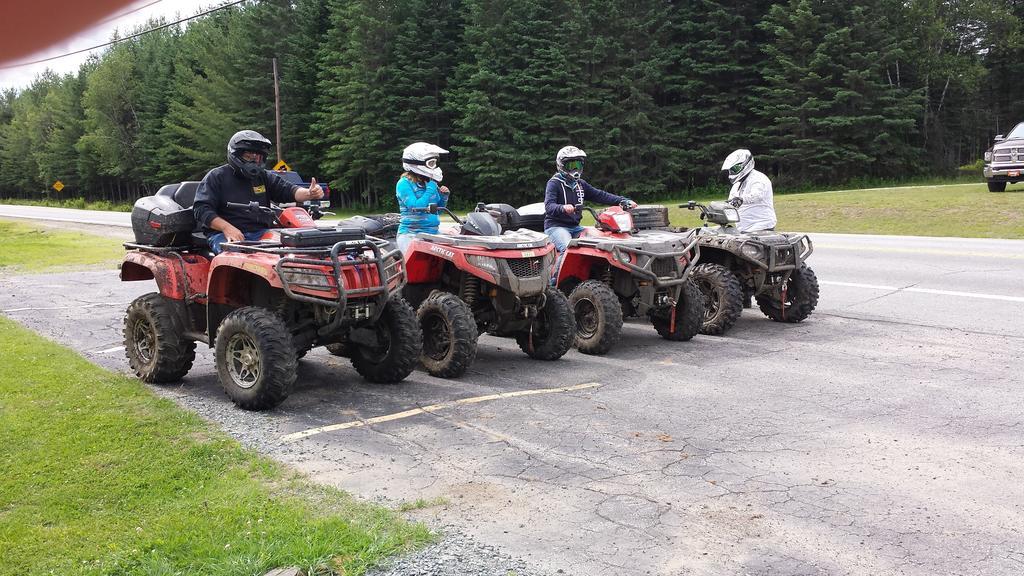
left=1005, top=123, right=1024, bottom=140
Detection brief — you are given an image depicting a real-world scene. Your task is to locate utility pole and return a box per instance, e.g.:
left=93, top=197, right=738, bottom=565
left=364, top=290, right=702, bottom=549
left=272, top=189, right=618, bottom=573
left=272, top=57, right=282, bottom=162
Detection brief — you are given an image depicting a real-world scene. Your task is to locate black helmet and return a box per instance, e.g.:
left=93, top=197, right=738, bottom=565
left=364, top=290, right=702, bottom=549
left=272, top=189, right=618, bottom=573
left=227, top=130, right=272, bottom=181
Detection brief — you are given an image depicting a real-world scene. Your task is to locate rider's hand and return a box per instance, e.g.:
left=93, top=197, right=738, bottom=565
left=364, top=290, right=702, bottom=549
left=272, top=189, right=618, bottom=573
left=303, top=177, right=325, bottom=201
left=728, top=197, right=743, bottom=208
left=223, top=226, right=244, bottom=243
left=563, top=204, right=576, bottom=214
left=439, top=185, right=451, bottom=195
left=625, top=199, right=638, bottom=209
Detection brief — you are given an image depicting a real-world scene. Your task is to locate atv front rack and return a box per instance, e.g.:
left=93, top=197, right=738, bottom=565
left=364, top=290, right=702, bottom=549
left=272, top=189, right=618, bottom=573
left=575, top=233, right=701, bottom=287
left=223, top=236, right=404, bottom=328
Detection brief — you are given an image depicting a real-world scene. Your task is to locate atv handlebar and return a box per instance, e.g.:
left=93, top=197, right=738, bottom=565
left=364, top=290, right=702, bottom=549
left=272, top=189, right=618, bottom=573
left=407, top=203, right=465, bottom=224
left=226, top=200, right=330, bottom=221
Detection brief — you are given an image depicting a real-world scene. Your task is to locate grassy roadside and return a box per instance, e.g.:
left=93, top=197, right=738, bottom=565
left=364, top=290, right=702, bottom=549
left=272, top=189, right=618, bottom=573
left=0, top=220, right=125, bottom=273
left=661, top=183, right=1024, bottom=239
left=0, top=314, right=430, bottom=575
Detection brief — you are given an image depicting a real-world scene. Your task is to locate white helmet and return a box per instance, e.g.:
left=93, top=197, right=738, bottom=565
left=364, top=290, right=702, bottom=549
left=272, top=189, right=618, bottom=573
left=721, top=149, right=754, bottom=183
left=402, top=142, right=448, bottom=182
left=556, top=145, right=587, bottom=179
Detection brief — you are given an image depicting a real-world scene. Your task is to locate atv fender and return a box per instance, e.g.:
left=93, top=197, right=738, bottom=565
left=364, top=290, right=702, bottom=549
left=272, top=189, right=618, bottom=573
left=121, top=250, right=209, bottom=301
left=558, top=246, right=626, bottom=286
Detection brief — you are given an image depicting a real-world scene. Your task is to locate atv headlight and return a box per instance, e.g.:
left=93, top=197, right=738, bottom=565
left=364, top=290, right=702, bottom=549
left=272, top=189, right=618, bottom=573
left=280, top=267, right=333, bottom=288
left=740, top=243, right=765, bottom=261
left=615, top=249, right=633, bottom=265
left=984, top=151, right=992, bottom=162
left=467, top=254, right=499, bottom=274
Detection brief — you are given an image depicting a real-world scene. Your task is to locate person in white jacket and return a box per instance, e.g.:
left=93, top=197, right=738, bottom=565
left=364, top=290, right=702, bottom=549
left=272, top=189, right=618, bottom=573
left=721, top=149, right=776, bottom=233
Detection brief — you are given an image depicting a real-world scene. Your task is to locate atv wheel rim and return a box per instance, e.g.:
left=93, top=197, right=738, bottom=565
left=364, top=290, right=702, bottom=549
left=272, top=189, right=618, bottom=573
left=361, top=322, right=392, bottom=363
left=422, top=312, right=453, bottom=361
left=574, top=298, right=599, bottom=339
left=696, top=280, right=719, bottom=322
left=226, top=333, right=260, bottom=389
left=132, top=318, right=156, bottom=365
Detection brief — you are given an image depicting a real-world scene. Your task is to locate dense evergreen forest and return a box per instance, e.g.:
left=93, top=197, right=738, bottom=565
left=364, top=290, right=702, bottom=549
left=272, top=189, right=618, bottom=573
left=1, top=0, right=1023, bottom=209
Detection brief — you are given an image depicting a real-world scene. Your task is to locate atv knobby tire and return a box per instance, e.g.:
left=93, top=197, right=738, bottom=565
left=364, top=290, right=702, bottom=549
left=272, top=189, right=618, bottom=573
left=351, top=296, right=423, bottom=383
left=516, top=287, right=575, bottom=360
left=756, top=265, right=820, bottom=323
left=988, top=181, right=1007, bottom=192
left=418, top=291, right=478, bottom=378
left=214, top=307, right=297, bottom=411
left=569, top=280, right=622, bottom=355
left=124, top=293, right=196, bottom=383
left=650, top=279, right=704, bottom=341
left=631, top=204, right=670, bottom=230
left=692, top=263, right=744, bottom=335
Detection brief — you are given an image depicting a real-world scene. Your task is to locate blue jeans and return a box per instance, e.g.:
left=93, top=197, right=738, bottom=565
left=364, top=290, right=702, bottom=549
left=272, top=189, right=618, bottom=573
left=544, top=225, right=584, bottom=284
left=208, top=229, right=269, bottom=254
left=544, top=225, right=585, bottom=254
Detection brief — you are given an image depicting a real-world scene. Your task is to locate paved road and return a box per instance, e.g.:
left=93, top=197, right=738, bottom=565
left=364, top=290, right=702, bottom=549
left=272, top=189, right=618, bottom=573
left=1, top=208, right=1022, bottom=575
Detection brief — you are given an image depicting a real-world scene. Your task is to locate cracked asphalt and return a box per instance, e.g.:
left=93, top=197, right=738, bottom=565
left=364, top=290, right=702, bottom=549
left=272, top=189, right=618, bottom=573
left=1, top=212, right=1022, bottom=575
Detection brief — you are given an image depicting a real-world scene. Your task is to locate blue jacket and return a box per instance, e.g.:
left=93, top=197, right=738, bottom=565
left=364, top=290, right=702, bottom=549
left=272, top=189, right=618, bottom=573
left=543, top=173, right=627, bottom=229
left=397, top=176, right=448, bottom=235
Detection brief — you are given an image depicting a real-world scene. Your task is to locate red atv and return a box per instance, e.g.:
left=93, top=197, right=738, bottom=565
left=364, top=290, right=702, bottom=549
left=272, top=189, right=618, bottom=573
left=120, top=181, right=421, bottom=410
left=401, top=203, right=575, bottom=378
left=553, top=202, right=704, bottom=355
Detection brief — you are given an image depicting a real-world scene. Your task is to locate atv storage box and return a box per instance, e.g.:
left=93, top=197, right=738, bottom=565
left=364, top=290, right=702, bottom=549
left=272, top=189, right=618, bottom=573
left=278, top=227, right=366, bottom=248
left=131, top=195, right=195, bottom=246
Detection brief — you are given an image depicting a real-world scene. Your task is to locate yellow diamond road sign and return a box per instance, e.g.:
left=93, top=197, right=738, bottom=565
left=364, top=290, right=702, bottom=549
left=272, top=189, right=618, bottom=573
left=52, top=180, right=64, bottom=192
left=273, top=159, right=291, bottom=172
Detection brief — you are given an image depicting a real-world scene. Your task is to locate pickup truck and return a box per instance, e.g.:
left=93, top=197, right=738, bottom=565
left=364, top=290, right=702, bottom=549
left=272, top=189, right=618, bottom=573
left=983, top=122, right=1024, bottom=192
left=272, top=170, right=331, bottom=201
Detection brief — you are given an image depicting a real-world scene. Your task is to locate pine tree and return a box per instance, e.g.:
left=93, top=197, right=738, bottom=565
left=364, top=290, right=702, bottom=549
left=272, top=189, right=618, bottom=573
left=757, top=0, right=921, bottom=184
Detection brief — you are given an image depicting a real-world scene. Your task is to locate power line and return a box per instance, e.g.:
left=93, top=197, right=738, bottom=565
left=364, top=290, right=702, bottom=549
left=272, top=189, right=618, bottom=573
left=0, top=0, right=251, bottom=71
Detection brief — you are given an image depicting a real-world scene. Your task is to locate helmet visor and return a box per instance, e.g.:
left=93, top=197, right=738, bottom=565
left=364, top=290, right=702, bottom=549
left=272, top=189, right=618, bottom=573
left=728, top=162, right=746, bottom=176
left=405, top=157, right=439, bottom=169
left=564, top=159, right=585, bottom=172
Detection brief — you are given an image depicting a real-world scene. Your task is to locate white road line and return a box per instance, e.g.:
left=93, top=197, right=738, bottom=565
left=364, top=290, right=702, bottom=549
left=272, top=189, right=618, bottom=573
left=814, top=243, right=1024, bottom=259
left=279, top=382, right=602, bottom=443
left=93, top=346, right=125, bottom=354
left=820, top=280, right=1024, bottom=303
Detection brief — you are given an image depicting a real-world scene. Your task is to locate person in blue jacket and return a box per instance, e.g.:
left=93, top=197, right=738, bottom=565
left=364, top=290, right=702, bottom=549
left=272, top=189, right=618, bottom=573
left=395, top=142, right=451, bottom=253
left=544, top=145, right=635, bottom=255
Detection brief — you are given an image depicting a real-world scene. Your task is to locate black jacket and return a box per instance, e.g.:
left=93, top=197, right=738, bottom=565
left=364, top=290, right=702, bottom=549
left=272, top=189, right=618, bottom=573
left=192, top=165, right=298, bottom=234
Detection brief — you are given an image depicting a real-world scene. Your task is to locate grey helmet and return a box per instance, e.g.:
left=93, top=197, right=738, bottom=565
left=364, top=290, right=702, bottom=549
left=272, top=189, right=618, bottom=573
left=556, top=146, right=587, bottom=180
left=721, top=149, right=754, bottom=184
left=227, top=130, right=272, bottom=181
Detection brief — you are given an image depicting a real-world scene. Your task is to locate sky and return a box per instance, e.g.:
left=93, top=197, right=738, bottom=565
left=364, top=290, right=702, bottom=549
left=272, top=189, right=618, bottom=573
left=0, top=0, right=214, bottom=92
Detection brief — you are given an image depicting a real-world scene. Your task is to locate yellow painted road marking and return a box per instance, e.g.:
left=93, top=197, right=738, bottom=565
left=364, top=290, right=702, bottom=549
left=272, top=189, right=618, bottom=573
left=279, top=382, right=602, bottom=443
left=815, top=243, right=1024, bottom=260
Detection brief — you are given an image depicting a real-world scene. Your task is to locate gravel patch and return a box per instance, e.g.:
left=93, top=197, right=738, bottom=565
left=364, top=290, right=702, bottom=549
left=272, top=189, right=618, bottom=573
left=367, top=526, right=555, bottom=576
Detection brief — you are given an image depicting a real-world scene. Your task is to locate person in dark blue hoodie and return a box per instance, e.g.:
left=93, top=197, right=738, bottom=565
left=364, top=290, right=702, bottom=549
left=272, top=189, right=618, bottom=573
left=544, top=145, right=635, bottom=256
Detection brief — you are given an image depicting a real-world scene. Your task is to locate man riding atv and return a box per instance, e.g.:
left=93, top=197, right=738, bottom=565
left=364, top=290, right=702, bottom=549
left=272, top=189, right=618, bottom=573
left=720, top=148, right=775, bottom=234
left=192, top=130, right=325, bottom=253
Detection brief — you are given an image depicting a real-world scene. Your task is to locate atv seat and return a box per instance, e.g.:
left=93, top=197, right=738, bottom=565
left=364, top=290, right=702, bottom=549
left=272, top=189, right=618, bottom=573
left=173, top=181, right=200, bottom=209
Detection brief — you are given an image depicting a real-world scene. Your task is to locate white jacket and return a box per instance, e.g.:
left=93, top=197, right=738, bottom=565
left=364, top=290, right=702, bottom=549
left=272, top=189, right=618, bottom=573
left=728, top=169, right=776, bottom=232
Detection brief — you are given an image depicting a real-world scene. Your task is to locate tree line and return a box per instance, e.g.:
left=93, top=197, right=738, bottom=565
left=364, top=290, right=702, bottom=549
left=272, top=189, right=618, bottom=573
left=1, top=0, right=1022, bottom=209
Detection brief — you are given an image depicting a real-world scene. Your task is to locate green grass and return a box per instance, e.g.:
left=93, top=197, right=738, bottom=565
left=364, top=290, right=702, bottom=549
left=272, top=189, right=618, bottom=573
left=660, top=182, right=1024, bottom=238
left=0, top=220, right=125, bottom=273
left=0, top=197, right=134, bottom=212
left=0, top=315, right=431, bottom=575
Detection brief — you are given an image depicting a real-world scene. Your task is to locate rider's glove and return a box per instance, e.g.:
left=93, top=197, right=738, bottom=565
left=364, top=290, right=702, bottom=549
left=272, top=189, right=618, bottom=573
left=728, top=197, right=744, bottom=208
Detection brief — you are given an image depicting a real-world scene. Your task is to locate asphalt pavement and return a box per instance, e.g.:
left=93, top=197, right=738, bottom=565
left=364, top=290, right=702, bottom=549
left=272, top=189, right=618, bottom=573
left=0, top=207, right=1022, bottom=576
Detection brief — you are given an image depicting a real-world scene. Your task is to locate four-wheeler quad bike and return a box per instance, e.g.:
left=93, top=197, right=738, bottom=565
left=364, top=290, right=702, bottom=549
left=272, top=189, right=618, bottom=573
left=550, top=202, right=704, bottom=355
left=677, top=200, right=819, bottom=335
left=120, top=181, right=422, bottom=410
left=399, top=202, right=575, bottom=378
